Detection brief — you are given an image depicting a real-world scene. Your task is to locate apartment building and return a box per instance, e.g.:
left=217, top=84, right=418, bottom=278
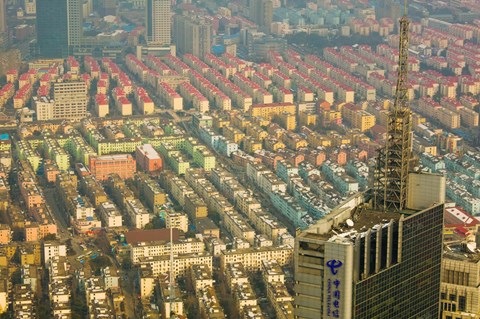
left=166, top=212, right=188, bottom=232
left=138, top=253, right=213, bottom=277
left=98, top=201, right=123, bottom=228
left=53, top=80, right=88, bottom=120
left=43, top=242, right=67, bottom=265
left=249, top=102, right=296, bottom=120
left=130, top=238, right=204, bottom=263
left=188, top=264, right=214, bottom=295
left=125, top=199, right=150, bottom=229
left=136, top=144, right=162, bottom=172
left=220, top=245, right=293, bottom=271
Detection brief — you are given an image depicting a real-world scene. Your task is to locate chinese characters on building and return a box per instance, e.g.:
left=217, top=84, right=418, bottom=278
left=326, top=259, right=342, bottom=318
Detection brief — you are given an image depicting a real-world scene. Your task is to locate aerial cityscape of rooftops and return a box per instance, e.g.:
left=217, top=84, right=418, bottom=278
left=0, top=0, right=479, bottom=318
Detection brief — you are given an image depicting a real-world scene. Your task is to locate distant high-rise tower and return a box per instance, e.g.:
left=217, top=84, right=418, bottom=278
left=36, top=0, right=82, bottom=58
left=250, top=0, right=273, bottom=33
left=0, top=0, right=6, bottom=34
left=173, top=14, right=212, bottom=57
left=376, top=0, right=402, bottom=21
left=67, top=0, right=83, bottom=47
left=146, top=0, right=171, bottom=46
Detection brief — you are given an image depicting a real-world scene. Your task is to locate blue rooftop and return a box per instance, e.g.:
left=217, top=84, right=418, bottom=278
left=0, top=134, right=9, bottom=141
left=212, top=45, right=225, bottom=55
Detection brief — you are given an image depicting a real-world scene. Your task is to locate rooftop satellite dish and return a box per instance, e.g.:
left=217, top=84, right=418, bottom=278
left=346, top=219, right=354, bottom=227
left=467, top=242, right=476, bottom=253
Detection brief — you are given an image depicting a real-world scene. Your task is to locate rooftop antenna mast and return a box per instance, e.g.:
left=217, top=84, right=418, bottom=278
left=374, top=0, right=412, bottom=212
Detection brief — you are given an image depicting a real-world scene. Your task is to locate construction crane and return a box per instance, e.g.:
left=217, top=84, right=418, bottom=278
left=374, top=1, right=412, bottom=212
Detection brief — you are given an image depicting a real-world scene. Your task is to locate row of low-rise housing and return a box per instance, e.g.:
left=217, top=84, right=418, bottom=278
left=210, top=167, right=293, bottom=245
left=160, top=171, right=208, bottom=221
left=420, top=152, right=480, bottom=216
left=246, top=161, right=314, bottom=229
left=205, top=68, right=253, bottom=111
left=261, top=260, right=294, bottom=319
left=187, top=68, right=232, bottom=111
left=184, top=169, right=257, bottom=244
left=55, top=172, right=102, bottom=234
left=14, top=162, right=57, bottom=240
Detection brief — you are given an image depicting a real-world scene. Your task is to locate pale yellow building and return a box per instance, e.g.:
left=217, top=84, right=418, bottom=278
left=243, top=137, right=263, bottom=154
left=276, top=112, right=297, bottom=131
left=352, top=110, right=376, bottom=132
left=138, top=253, right=212, bottom=277
left=220, top=246, right=293, bottom=271
left=250, top=103, right=296, bottom=120
left=299, top=111, right=317, bottom=127
left=224, top=126, right=245, bottom=143
left=459, top=108, right=479, bottom=128
left=166, top=212, right=189, bottom=233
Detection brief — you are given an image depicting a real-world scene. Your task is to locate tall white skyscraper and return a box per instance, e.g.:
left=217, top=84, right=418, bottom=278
left=146, top=0, right=171, bottom=45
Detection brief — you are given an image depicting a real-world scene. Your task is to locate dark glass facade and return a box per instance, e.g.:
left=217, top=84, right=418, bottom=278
left=147, top=0, right=153, bottom=40
left=354, top=204, right=444, bottom=319
left=36, top=0, right=68, bottom=58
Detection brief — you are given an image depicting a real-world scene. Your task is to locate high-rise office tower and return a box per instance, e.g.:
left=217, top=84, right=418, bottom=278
left=294, top=175, right=445, bottom=318
left=53, top=80, right=88, bottom=120
left=0, top=0, right=6, bottom=34
left=36, top=0, right=82, bottom=58
left=294, top=10, right=446, bottom=319
left=173, top=14, right=212, bottom=57
left=250, top=0, right=273, bottom=33
left=146, top=0, right=171, bottom=46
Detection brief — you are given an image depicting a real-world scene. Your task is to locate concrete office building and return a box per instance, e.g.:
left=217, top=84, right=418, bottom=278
left=173, top=14, right=212, bottom=57
left=146, top=0, right=171, bottom=45
left=53, top=80, right=88, bottom=120
left=36, top=0, right=82, bottom=57
left=294, top=172, right=446, bottom=319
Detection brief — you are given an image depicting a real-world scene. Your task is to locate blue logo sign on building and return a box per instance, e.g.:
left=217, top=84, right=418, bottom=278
left=326, top=259, right=343, bottom=318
